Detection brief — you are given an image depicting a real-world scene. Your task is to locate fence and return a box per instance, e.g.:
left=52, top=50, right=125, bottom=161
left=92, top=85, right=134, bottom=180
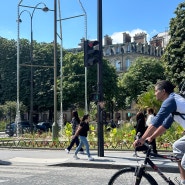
left=0, top=138, right=173, bottom=151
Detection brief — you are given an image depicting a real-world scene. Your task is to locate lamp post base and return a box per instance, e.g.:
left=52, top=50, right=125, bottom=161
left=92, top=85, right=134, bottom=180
left=52, top=122, right=59, bottom=140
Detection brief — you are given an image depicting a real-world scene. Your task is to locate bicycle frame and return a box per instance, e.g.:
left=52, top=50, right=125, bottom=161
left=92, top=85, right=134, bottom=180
left=135, top=145, right=180, bottom=185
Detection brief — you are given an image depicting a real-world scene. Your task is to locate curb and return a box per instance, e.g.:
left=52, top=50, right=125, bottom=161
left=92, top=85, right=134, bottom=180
left=50, top=161, right=178, bottom=173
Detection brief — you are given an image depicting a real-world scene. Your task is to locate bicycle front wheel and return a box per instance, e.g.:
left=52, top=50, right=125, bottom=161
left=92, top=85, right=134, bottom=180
left=108, top=167, right=158, bottom=185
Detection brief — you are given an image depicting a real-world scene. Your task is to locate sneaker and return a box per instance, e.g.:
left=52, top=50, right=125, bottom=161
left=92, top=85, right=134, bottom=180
left=88, top=156, right=94, bottom=161
left=79, top=151, right=85, bottom=154
left=65, top=149, right=69, bottom=154
left=73, top=155, right=80, bottom=160
left=133, top=152, right=139, bottom=157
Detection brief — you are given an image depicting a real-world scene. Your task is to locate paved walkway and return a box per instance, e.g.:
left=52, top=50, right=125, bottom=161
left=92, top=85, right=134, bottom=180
left=0, top=148, right=179, bottom=173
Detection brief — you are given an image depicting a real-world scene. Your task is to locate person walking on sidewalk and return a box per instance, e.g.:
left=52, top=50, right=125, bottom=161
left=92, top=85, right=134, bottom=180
left=146, top=107, right=158, bottom=154
left=73, top=114, right=94, bottom=161
left=133, top=111, right=147, bottom=156
left=65, top=110, right=84, bottom=154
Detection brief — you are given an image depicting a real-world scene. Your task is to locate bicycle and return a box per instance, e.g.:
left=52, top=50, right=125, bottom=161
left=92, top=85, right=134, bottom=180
left=108, top=140, right=181, bottom=185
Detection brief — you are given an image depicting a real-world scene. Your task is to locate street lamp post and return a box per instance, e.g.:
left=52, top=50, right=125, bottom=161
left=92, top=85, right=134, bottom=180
left=78, top=0, right=88, bottom=114
left=52, top=0, right=58, bottom=140
left=16, top=0, right=24, bottom=137
left=57, top=0, right=87, bottom=130
left=18, top=2, right=49, bottom=132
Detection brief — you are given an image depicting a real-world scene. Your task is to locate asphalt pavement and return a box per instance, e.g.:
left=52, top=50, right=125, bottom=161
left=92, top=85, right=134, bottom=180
left=0, top=148, right=179, bottom=173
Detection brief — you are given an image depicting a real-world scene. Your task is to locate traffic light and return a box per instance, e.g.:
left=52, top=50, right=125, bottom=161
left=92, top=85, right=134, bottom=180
left=90, top=93, right=99, bottom=102
left=84, top=40, right=99, bottom=67
left=101, top=110, right=107, bottom=124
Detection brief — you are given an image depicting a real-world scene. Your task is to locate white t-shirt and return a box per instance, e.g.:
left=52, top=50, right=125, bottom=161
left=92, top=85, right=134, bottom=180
left=146, top=114, right=154, bottom=126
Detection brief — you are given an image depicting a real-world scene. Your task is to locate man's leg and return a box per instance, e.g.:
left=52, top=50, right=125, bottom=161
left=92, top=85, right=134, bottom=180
left=66, top=137, right=76, bottom=151
left=173, top=136, right=185, bottom=183
left=75, top=136, right=84, bottom=152
left=151, top=139, right=158, bottom=154
left=178, top=161, right=185, bottom=183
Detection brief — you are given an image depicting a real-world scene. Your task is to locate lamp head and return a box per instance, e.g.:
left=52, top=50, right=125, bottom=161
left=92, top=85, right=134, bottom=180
left=17, top=18, right=22, bottom=23
left=42, top=6, right=49, bottom=12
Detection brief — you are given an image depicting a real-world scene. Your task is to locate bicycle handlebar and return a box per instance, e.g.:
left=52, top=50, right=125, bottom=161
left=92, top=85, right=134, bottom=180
left=135, top=132, right=153, bottom=150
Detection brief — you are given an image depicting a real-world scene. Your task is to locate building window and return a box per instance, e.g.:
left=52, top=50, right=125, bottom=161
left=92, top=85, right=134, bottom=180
left=116, top=47, right=120, bottom=54
left=106, top=48, right=110, bottom=55
left=126, top=58, right=131, bottom=70
left=116, top=60, right=121, bottom=71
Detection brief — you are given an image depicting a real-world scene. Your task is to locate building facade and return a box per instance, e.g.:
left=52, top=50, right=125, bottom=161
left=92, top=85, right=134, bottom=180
left=67, top=31, right=169, bottom=122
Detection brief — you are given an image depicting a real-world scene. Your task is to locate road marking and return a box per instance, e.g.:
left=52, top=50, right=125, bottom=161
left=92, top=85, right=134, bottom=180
left=0, top=180, right=9, bottom=182
left=9, top=157, right=69, bottom=164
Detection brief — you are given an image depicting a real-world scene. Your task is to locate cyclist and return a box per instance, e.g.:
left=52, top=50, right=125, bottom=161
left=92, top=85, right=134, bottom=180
left=133, top=80, right=185, bottom=185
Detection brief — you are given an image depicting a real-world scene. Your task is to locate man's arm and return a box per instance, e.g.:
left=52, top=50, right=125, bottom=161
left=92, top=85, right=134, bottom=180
left=146, top=125, right=166, bottom=142
left=133, top=124, right=157, bottom=147
left=73, top=125, right=82, bottom=138
left=142, top=124, right=157, bottom=139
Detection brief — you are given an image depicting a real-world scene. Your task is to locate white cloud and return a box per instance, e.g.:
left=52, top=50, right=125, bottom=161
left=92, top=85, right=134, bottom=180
left=110, top=28, right=150, bottom=44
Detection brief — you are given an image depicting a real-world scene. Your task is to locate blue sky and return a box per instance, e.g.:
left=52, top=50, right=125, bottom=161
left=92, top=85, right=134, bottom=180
left=0, top=0, right=183, bottom=49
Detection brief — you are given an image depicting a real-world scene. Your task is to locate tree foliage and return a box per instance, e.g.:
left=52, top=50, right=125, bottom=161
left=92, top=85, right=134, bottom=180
left=0, top=36, right=118, bottom=119
left=117, top=57, right=165, bottom=108
left=61, top=51, right=118, bottom=110
left=0, top=37, right=17, bottom=103
left=0, top=101, right=26, bottom=122
left=163, top=2, right=185, bottom=87
left=136, top=86, right=162, bottom=112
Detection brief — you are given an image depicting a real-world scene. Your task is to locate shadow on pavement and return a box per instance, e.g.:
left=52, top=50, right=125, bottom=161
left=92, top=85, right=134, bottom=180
left=0, top=160, right=12, bottom=165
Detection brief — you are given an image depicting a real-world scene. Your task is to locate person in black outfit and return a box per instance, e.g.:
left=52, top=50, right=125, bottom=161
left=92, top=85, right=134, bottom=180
left=134, top=111, right=147, bottom=156
left=65, top=110, right=84, bottom=153
left=73, top=114, right=94, bottom=161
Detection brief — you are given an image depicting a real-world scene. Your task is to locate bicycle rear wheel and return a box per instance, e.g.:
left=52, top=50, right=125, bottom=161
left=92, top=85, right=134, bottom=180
left=108, top=167, right=158, bottom=185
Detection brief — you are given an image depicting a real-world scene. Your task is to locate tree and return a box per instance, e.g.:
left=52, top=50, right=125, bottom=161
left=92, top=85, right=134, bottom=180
left=0, top=37, right=17, bottom=104
left=117, top=57, right=165, bottom=108
left=0, top=101, right=27, bottom=122
left=163, top=2, right=185, bottom=87
left=136, top=86, right=161, bottom=112
left=61, top=51, right=118, bottom=110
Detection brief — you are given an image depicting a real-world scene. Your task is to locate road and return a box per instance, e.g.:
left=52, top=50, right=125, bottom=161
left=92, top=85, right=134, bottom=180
left=0, top=145, right=181, bottom=184
left=0, top=165, right=180, bottom=185
left=0, top=163, right=180, bottom=185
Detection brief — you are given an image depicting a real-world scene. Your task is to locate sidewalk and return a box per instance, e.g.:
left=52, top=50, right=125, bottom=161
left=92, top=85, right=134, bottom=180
left=0, top=148, right=178, bottom=173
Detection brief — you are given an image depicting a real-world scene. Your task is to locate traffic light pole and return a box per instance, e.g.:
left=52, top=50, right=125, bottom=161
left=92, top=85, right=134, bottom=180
left=97, top=0, right=104, bottom=157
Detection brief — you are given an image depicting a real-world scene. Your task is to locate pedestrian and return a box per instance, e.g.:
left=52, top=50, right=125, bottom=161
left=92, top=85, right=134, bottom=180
left=133, top=111, right=147, bottom=156
left=73, top=114, right=94, bottom=161
left=135, top=112, right=147, bottom=137
left=133, top=80, right=185, bottom=185
left=65, top=110, right=84, bottom=154
left=146, top=107, right=158, bottom=154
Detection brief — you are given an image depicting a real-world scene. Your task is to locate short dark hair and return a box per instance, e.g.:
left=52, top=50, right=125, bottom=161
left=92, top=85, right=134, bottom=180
left=147, top=108, right=154, bottom=114
left=156, top=80, right=175, bottom=94
left=72, top=110, right=80, bottom=124
left=82, top=114, right=89, bottom=122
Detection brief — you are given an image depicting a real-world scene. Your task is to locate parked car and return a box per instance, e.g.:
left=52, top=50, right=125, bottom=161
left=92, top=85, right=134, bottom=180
left=5, top=121, right=31, bottom=136
left=36, top=122, right=52, bottom=132
left=5, top=122, right=16, bottom=137
left=18, top=121, right=31, bottom=134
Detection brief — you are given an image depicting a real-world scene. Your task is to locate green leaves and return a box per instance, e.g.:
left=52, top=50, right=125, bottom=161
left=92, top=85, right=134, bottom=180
left=118, top=57, right=165, bottom=107
left=163, top=2, right=185, bottom=86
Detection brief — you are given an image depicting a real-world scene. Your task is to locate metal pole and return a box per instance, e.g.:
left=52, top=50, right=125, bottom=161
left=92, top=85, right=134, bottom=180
left=52, top=0, right=58, bottom=140
left=78, top=0, right=88, bottom=114
left=29, top=14, right=34, bottom=132
left=97, top=0, right=104, bottom=157
left=16, top=0, right=23, bottom=137
left=58, top=0, right=64, bottom=128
